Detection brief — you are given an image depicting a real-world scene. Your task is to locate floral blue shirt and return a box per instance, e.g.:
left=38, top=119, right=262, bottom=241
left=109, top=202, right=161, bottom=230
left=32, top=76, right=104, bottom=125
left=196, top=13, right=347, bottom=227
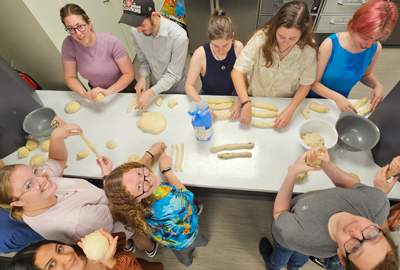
left=146, top=184, right=199, bottom=250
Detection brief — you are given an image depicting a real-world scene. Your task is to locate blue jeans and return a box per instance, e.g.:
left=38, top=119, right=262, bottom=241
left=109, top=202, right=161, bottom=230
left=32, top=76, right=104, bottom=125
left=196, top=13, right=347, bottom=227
left=266, top=237, right=309, bottom=270
left=322, top=255, right=346, bottom=270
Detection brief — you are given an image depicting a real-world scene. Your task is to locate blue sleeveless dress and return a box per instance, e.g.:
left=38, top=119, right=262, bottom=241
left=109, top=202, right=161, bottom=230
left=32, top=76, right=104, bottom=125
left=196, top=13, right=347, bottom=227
left=307, top=33, right=377, bottom=98
left=200, top=43, right=236, bottom=95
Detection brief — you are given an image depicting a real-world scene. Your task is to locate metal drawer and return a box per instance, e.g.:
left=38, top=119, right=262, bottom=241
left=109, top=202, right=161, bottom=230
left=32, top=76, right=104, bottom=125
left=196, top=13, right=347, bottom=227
left=315, top=15, right=353, bottom=32
left=260, top=0, right=286, bottom=14
left=258, top=15, right=274, bottom=28
left=322, top=0, right=368, bottom=14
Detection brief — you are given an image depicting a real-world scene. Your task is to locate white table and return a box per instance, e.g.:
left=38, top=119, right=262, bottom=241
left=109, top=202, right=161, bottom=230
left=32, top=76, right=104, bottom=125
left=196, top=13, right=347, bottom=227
left=4, top=91, right=399, bottom=199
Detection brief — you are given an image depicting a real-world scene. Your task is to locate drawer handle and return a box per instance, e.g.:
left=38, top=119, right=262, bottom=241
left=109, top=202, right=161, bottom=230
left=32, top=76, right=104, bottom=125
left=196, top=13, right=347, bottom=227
left=337, top=0, right=365, bottom=6
left=330, top=20, right=348, bottom=25
left=274, top=0, right=291, bottom=6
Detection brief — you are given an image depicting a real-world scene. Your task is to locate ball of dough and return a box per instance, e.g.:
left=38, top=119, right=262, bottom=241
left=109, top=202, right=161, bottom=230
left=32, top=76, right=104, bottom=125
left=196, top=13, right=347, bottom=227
left=77, top=149, right=89, bottom=159
left=137, top=112, right=167, bottom=135
left=168, top=99, right=178, bottom=108
left=301, top=133, right=325, bottom=147
left=349, top=173, right=360, bottom=183
left=156, top=96, right=163, bottom=107
left=128, top=154, right=140, bottom=163
left=96, top=93, right=105, bottom=102
left=82, top=230, right=109, bottom=260
left=30, top=155, right=46, bottom=167
left=18, top=146, right=30, bottom=158
left=26, top=140, right=39, bottom=151
left=288, top=165, right=308, bottom=182
left=306, top=151, right=325, bottom=167
left=41, top=139, right=50, bottom=151
left=65, top=101, right=82, bottom=114
left=106, top=141, right=117, bottom=149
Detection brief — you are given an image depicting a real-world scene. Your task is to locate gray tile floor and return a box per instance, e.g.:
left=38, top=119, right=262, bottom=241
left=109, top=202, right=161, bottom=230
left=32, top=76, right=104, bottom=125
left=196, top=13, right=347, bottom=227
left=132, top=47, right=400, bottom=270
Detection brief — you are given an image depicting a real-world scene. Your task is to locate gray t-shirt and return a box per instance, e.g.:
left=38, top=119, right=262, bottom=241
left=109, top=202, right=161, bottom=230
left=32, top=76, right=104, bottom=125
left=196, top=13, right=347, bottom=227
left=272, top=184, right=389, bottom=258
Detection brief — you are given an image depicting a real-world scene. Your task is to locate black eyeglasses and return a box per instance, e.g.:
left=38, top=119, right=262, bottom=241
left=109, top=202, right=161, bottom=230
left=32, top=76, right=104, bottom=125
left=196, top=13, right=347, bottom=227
left=344, top=225, right=384, bottom=257
left=134, top=165, right=152, bottom=200
left=65, top=24, right=87, bottom=35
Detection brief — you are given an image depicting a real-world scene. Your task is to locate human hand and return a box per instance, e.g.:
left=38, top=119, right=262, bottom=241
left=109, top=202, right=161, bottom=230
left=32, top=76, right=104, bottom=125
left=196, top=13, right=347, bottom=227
left=148, top=142, right=167, bottom=157
left=307, top=146, right=330, bottom=165
left=91, top=87, right=109, bottom=98
left=135, top=76, right=147, bottom=97
left=159, top=153, right=172, bottom=171
left=97, top=156, right=113, bottom=176
left=390, top=156, right=400, bottom=173
left=228, top=100, right=242, bottom=120
left=290, top=152, right=321, bottom=176
left=239, top=103, right=252, bottom=125
left=210, top=107, right=217, bottom=119
left=374, top=165, right=398, bottom=194
left=370, top=84, right=383, bottom=110
left=51, top=123, right=82, bottom=139
left=273, top=108, right=294, bottom=129
left=135, top=89, right=154, bottom=110
left=82, top=91, right=97, bottom=102
left=334, top=95, right=357, bottom=113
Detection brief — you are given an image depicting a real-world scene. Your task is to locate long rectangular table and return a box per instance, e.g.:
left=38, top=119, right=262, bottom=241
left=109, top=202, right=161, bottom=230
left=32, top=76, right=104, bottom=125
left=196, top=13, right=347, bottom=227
left=4, top=91, right=399, bottom=199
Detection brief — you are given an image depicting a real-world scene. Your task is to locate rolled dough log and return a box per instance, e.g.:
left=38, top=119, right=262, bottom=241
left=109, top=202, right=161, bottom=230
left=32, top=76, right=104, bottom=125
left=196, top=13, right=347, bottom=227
left=30, top=155, right=45, bottom=167
left=353, top=97, right=368, bottom=110
left=106, top=141, right=117, bottom=149
left=65, top=101, right=82, bottom=114
left=218, top=152, right=252, bottom=159
left=387, top=169, right=397, bottom=180
left=168, top=99, right=178, bottom=108
left=306, top=151, right=325, bottom=167
left=175, top=144, right=179, bottom=172
left=288, top=165, right=308, bottom=182
left=357, top=103, right=372, bottom=116
left=128, top=154, right=140, bottom=163
left=41, top=139, right=50, bottom=151
left=156, top=96, right=163, bottom=107
left=127, top=95, right=138, bottom=113
left=215, top=112, right=230, bottom=119
left=170, top=144, right=175, bottom=158
left=210, top=142, right=255, bottom=153
left=251, top=101, right=278, bottom=112
left=18, top=147, right=30, bottom=158
left=301, top=109, right=311, bottom=120
left=82, top=230, right=109, bottom=260
left=179, top=143, right=184, bottom=172
left=309, top=102, right=330, bottom=113
left=251, top=110, right=278, bottom=118
left=349, top=173, right=360, bottom=183
left=205, top=97, right=235, bottom=104
left=209, top=102, right=233, bottom=110
left=301, top=133, right=325, bottom=147
left=79, top=133, right=102, bottom=159
left=96, top=93, right=105, bottom=102
left=26, top=140, right=39, bottom=151
left=137, top=112, right=167, bottom=135
left=77, top=150, right=89, bottom=159
left=250, top=121, right=275, bottom=128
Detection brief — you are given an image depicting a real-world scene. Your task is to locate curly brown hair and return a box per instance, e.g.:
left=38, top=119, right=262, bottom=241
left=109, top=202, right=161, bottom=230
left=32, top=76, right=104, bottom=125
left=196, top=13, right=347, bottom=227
left=104, top=162, right=157, bottom=238
left=248, top=1, right=318, bottom=68
left=0, top=164, right=24, bottom=221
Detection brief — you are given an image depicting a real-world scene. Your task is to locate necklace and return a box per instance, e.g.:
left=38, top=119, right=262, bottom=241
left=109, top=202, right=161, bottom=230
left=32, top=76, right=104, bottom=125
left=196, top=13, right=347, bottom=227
left=278, top=45, right=292, bottom=56
left=23, top=190, right=78, bottom=213
left=212, top=48, right=226, bottom=70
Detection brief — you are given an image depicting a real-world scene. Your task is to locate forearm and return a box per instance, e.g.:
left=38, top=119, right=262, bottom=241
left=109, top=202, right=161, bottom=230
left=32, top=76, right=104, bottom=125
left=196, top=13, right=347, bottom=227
left=320, top=161, right=357, bottom=189
left=108, top=73, right=135, bottom=94
left=286, top=84, right=310, bottom=112
left=360, top=73, right=381, bottom=89
left=273, top=171, right=297, bottom=220
left=185, top=84, right=202, bottom=103
left=65, top=77, right=87, bottom=96
left=49, top=134, right=68, bottom=165
left=232, top=68, right=249, bottom=102
left=163, top=170, right=186, bottom=190
left=311, top=81, right=343, bottom=101
left=139, top=152, right=153, bottom=165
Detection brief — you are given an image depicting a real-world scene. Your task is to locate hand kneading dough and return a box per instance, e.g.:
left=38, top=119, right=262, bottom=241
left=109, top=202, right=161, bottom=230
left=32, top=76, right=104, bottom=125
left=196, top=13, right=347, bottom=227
left=288, top=165, right=308, bottom=182
left=18, top=147, right=30, bottom=158
left=30, top=155, right=46, bottom=167
left=26, top=140, right=39, bottom=151
left=387, top=169, right=397, bottom=180
left=65, top=101, right=82, bottom=114
left=96, top=93, right=105, bottom=102
left=128, top=154, right=140, bottom=163
left=82, top=230, right=109, bottom=260
left=106, top=141, right=117, bottom=149
left=306, top=151, right=325, bottom=167
left=309, top=102, right=330, bottom=113
left=41, top=139, right=50, bottom=151
left=301, top=133, right=325, bottom=147
left=168, top=99, right=178, bottom=108
left=77, top=150, right=89, bottom=159
left=137, top=112, right=167, bottom=135
left=156, top=96, right=164, bottom=106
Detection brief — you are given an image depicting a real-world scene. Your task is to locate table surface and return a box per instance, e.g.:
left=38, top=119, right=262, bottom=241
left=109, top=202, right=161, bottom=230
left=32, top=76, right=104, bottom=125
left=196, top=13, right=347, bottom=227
left=4, top=91, right=400, bottom=199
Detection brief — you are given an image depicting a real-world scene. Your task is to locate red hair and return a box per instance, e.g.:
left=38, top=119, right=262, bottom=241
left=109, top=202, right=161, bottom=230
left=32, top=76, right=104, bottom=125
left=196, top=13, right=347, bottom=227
left=348, top=0, right=398, bottom=37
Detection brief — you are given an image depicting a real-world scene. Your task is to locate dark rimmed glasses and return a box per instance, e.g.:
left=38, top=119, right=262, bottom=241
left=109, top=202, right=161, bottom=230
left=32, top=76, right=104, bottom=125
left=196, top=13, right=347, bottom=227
left=344, top=225, right=384, bottom=257
left=134, top=164, right=152, bottom=200
left=65, top=23, right=87, bottom=35
left=14, top=164, right=47, bottom=200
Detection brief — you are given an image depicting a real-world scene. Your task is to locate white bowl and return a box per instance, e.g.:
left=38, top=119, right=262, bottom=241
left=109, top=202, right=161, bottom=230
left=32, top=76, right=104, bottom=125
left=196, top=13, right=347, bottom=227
left=298, top=119, right=338, bottom=150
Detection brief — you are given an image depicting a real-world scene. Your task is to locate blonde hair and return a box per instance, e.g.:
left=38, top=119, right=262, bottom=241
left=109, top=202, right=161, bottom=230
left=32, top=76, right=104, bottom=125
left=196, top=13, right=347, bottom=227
left=104, top=162, right=157, bottom=237
left=0, top=164, right=24, bottom=220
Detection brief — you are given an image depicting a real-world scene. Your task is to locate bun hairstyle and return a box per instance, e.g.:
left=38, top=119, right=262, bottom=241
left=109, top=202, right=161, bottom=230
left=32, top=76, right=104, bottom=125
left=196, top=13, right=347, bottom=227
left=207, top=9, right=236, bottom=41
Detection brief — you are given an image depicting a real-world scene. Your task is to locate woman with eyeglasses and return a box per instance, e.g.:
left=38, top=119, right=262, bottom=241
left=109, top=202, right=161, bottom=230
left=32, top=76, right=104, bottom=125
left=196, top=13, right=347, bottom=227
left=308, top=0, right=398, bottom=112
left=60, top=4, right=135, bottom=102
left=0, top=124, right=155, bottom=253
left=100, top=151, right=207, bottom=267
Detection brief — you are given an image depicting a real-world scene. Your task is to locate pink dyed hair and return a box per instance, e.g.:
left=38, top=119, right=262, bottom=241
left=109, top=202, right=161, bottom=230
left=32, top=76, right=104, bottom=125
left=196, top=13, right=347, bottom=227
left=348, top=0, right=398, bottom=37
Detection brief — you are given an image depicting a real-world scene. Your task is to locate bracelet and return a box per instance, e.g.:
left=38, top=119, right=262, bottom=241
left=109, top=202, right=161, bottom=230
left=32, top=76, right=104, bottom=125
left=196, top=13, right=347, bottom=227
left=101, top=175, right=108, bottom=182
left=146, top=151, right=154, bottom=158
left=161, top=167, right=171, bottom=174
left=240, top=100, right=251, bottom=108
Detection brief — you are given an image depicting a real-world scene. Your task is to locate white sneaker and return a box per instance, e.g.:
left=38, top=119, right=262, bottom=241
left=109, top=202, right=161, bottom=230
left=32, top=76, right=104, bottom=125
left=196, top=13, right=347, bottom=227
left=146, top=242, right=158, bottom=257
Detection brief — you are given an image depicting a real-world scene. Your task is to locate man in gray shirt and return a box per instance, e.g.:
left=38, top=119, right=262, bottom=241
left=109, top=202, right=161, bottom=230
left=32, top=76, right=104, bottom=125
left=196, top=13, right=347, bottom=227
left=260, top=146, right=399, bottom=270
left=119, top=0, right=188, bottom=110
